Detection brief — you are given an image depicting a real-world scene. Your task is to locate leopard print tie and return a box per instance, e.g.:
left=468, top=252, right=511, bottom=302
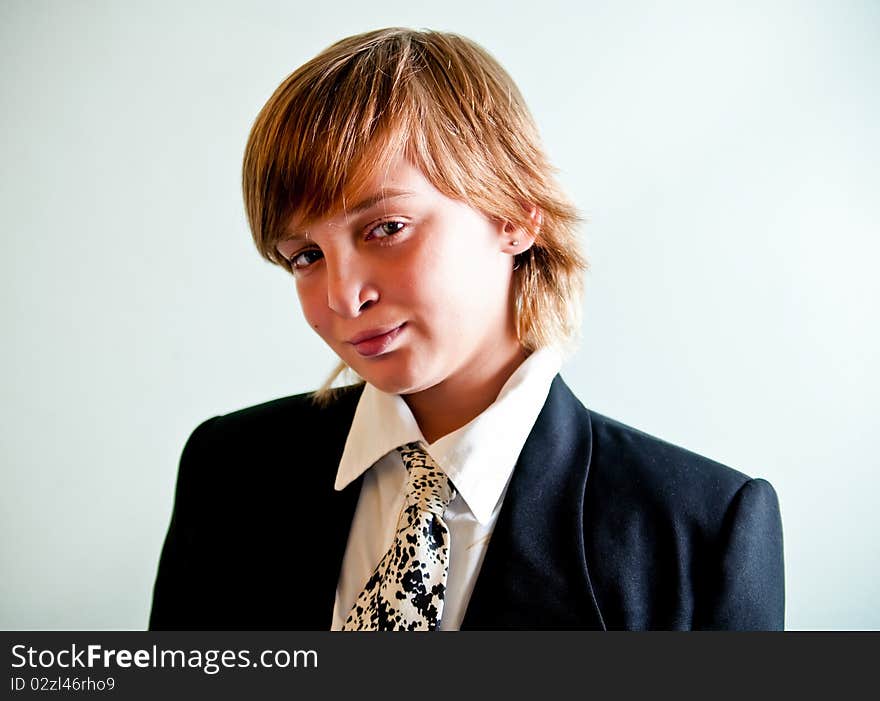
left=342, top=441, right=456, bottom=631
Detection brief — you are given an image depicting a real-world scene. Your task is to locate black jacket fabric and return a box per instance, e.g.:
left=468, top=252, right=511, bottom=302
left=149, top=375, right=784, bottom=630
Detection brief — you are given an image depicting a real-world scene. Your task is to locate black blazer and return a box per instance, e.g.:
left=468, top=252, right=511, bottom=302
left=148, top=375, right=784, bottom=630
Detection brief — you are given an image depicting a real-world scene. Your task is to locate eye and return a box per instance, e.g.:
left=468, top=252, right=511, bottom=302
left=367, top=220, right=407, bottom=239
left=286, top=219, right=408, bottom=273
left=290, top=248, right=323, bottom=270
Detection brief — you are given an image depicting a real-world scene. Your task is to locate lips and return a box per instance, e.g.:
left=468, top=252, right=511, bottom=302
left=347, top=322, right=406, bottom=358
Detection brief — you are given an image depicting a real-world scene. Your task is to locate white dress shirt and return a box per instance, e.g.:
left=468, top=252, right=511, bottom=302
left=330, top=345, right=563, bottom=630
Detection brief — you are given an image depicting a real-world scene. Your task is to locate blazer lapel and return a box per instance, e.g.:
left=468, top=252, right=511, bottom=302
left=460, top=375, right=606, bottom=629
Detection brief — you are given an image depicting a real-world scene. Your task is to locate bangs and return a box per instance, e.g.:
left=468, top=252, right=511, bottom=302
left=275, top=123, right=414, bottom=244
left=245, top=33, right=422, bottom=264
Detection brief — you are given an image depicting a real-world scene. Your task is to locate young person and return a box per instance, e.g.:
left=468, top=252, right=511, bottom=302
left=148, top=27, right=784, bottom=631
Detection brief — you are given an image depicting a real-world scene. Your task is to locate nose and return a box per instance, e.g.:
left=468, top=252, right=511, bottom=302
left=325, top=254, right=379, bottom=318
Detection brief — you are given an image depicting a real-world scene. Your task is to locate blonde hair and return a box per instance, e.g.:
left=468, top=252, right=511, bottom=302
left=242, top=27, right=588, bottom=404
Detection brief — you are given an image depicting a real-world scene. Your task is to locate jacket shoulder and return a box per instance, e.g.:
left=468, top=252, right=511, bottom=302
left=195, top=382, right=364, bottom=443
left=216, top=382, right=364, bottom=431
left=586, top=409, right=757, bottom=520
left=151, top=383, right=366, bottom=630
left=582, top=408, right=784, bottom=630
left=178, top=383, right=365, bottom=486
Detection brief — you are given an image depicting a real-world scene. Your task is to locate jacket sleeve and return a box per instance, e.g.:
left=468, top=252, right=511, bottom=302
left=702, top=477, right=785, bottom=630
left=147, top=416, right=221, bottom=630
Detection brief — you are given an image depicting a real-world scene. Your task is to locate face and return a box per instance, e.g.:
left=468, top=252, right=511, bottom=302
left=276, top=155, right=523, bottom=395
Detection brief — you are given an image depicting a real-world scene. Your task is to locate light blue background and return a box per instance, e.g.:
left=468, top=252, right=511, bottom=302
left=2, top=0, right=877, bottom=629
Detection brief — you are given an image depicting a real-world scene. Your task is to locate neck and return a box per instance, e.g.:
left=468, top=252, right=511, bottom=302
left=402, top=342, right=530, bottom=444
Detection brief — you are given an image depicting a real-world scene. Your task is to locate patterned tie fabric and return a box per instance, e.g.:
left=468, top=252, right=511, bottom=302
left=342, top=441, right=456, bottom=631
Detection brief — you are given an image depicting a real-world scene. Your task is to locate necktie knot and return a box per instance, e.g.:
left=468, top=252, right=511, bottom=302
left=397, top=442, right=455, bottom=516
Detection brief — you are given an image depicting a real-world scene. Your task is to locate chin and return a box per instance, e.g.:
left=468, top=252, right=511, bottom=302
left=361, top=372, right=418, bottom=396
left=353, top=354, right=433, bottom=396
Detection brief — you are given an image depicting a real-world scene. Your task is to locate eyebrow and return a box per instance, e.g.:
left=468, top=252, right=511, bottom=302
left=281, top=189, right=416, bottom=243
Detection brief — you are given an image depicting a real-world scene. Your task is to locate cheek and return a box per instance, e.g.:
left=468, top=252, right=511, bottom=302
left=398, top=257, right=484, bottom=336
left=296, top=281, right=329, bottom=332
left=392, top=258, right=451, bottom=319
left=417, top=232, right=504, bottom=303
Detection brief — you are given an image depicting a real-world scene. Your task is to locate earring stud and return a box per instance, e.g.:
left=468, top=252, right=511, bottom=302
left=511, top=239, right=519, bottom=246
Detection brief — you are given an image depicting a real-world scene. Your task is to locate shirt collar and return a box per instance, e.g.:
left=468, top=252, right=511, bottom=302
left=334, top=345, right=564, bottom=524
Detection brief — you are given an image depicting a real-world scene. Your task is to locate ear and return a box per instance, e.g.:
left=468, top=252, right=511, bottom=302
left=501, top=203, right=542, bottom=255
